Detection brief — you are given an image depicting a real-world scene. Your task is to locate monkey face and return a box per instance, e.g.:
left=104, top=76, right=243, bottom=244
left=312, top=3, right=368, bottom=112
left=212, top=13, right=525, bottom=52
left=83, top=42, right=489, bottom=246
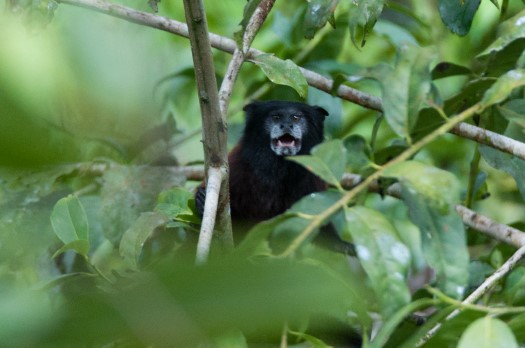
left=265, top=109, right=308, bottom=156
left=242, top=100, right=328, bottom=157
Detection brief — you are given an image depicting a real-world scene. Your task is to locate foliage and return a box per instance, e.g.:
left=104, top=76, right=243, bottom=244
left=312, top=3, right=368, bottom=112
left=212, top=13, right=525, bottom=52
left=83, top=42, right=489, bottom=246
left=2, top=0, right=525, bottom=346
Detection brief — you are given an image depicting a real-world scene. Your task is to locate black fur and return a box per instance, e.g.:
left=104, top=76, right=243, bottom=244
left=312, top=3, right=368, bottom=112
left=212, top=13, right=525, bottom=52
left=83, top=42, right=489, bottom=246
left=196, top=100, right=328, bottom=219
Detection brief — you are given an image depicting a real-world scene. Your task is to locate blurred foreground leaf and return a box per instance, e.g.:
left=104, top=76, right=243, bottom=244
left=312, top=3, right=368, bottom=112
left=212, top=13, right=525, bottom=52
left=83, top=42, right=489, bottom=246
left=45, top=257, right=359, bottom=346
left=458, top=317, right=518, bottom=348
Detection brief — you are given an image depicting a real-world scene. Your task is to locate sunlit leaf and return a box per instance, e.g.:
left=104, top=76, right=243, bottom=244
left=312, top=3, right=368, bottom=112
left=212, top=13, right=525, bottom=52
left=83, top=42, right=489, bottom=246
left=50, top=194, right=89, bottom=258
left=384, top=161, right=469, bottom=299
left=478, top=9, right=525, bottom=59
left=458, top=317, right=518, bottom=348
left=303, top=0, right=340, bottom=39
left=119, top=212, right=168, bottom=269
left=348, top=0, right=385, bottom=48
left=340, top=206, right=411, bottom=318
left=438, top=0, right=481, bottom=36
left=481, top=69, right=525, bottom=107
left=250, top=54, right=308, bottom=98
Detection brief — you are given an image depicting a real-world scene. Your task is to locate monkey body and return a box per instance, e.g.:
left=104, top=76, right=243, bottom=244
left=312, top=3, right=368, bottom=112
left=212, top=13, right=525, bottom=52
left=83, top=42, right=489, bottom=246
left=196, top=100, right=328, bottom=219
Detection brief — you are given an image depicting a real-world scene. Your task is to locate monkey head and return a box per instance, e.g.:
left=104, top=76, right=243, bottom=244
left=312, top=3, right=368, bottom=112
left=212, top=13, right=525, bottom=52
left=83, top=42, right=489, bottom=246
left=242, top=100, right=329, bottom=157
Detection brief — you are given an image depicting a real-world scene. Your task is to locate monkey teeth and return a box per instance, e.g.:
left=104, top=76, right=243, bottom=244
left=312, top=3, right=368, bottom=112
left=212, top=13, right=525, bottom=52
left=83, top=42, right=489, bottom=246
left=278, top=139, right=295, bottom=147
left=275, top=134, right=298, bottom=148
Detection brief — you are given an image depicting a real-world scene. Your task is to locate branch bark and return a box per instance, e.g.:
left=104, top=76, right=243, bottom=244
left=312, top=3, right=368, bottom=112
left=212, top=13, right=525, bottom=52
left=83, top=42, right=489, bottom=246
left=182, top=0, right=233, bottom=259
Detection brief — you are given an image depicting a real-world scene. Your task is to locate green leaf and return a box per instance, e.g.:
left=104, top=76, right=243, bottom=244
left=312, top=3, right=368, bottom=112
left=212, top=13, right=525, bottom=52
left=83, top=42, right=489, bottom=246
left=288, top=156, right=339, bottom=187
left=478, top=10, right=525, bottom=60
left=119, top=212, right=169, bottom=269
left=481, top=69, right=525, bottom=107
left=438, top=0, right=481, bottom=36
left=341, top=206, right=411, bottom=318
left=348, top=0, right=385, bottom=48
left=384, top=161, right=469, bottom=299
left=288, top=140, right=346, bottom=187
left=156, top=188, right=193, bottom=218
left=250, top=54, right=308, bottom=98
left=368, top=46, right=435, bottom=139
left=343, top=135, right=373, bottom=173
left=303, top=0, right=340, bottom=39
left=311, top=139, right=347, bottom=181
left=458, top=317, right=518, bottom=348
left=50, top=194, right=89, bottom=257
left=480, top=145, right=525, bottom=201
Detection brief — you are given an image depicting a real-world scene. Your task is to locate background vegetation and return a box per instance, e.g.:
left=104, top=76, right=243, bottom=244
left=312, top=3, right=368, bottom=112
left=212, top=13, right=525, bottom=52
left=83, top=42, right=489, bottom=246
left=2, top=0, right=525, bottom=346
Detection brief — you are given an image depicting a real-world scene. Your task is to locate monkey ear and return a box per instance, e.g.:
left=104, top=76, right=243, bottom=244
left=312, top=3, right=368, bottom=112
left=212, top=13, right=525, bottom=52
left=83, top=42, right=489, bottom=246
left=314, top=106, right=329, bottom=117
left=243, top=101, right=262, bottom=116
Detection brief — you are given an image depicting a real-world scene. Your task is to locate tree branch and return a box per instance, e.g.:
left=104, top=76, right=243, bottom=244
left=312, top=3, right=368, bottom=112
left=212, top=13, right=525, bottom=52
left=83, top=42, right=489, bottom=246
left=455, top=205, right=525, bottom=248
left=451, top=122, right=525, bottom=161
left=182, top=0, right=233, bottom=260
left=56, top=0, right=525, bottom=163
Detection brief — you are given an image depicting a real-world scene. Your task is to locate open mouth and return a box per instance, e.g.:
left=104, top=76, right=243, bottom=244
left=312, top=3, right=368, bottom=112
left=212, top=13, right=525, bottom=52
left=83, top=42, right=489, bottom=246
left=273, top=134, right=298, bottom=148
left=271, top=133, right=302, bottom=155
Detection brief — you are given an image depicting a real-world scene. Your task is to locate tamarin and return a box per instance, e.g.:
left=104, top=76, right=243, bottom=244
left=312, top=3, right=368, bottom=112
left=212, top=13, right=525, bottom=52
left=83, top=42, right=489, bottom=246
left=195, top=100, right=328, bottom=219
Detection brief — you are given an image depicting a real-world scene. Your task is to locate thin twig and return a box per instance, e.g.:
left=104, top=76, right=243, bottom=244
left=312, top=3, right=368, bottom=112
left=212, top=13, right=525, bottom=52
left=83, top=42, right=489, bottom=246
left=417, top=245, right=525, bottom=346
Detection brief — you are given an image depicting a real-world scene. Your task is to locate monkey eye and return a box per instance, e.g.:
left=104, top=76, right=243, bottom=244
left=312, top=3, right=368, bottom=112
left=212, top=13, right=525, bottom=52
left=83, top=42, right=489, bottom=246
left=292, top=115, right=301, bottom=121
left=272, top=114, right=280, bottom=120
